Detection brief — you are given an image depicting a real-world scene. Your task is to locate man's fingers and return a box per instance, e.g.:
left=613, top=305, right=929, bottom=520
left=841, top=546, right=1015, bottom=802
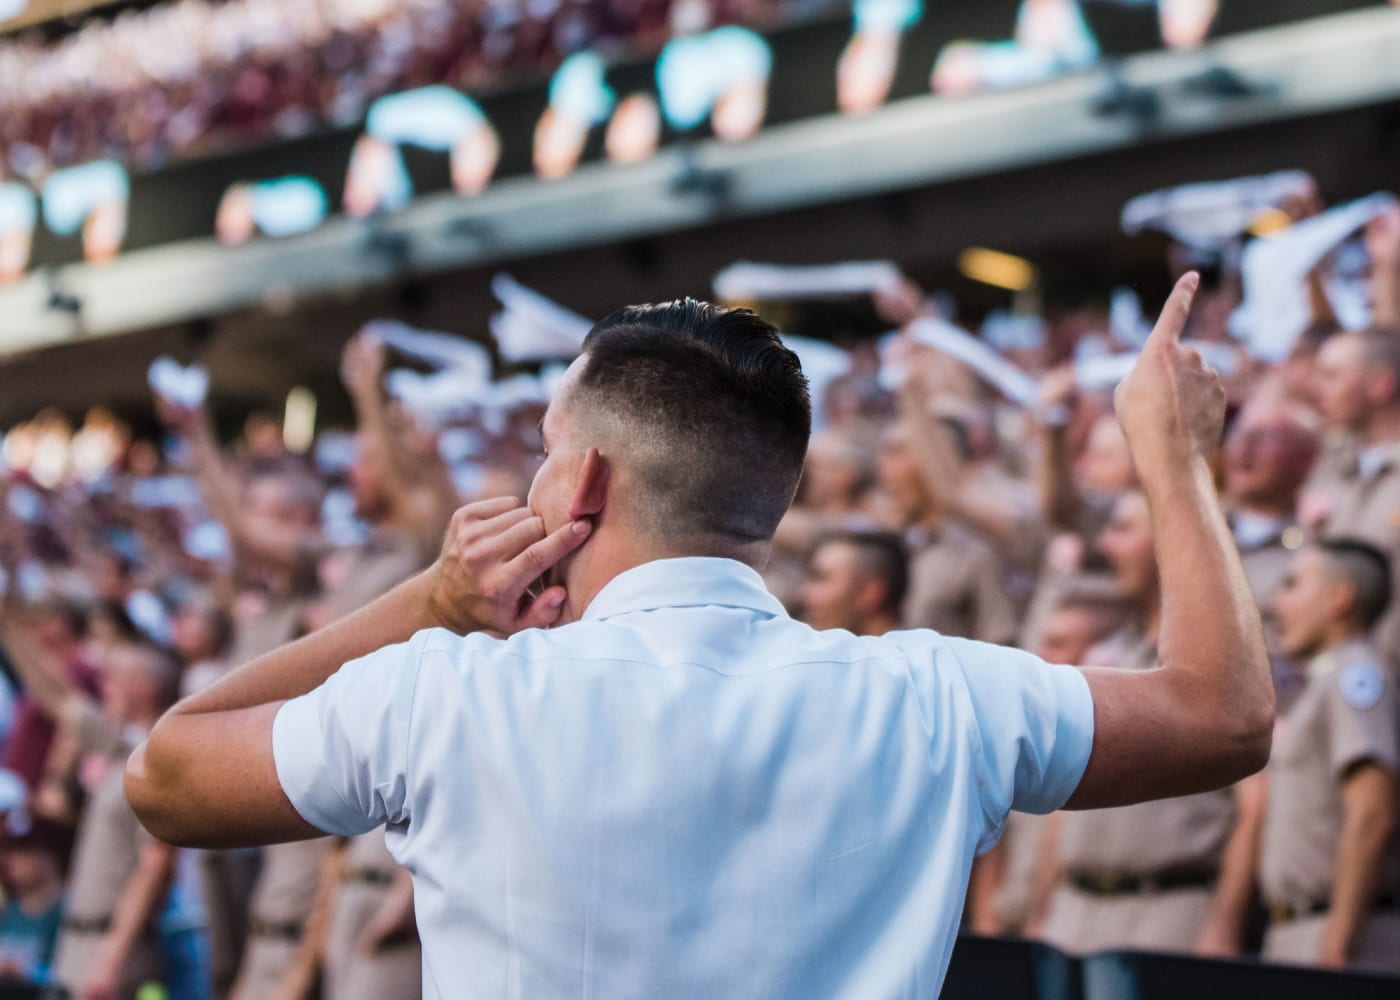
left=515, top=585, right=569, bottom=631
left=488, top=514, right=550, bottom=562
left=457, top=496, right=522, bottom=522
left=471, top=506, right=534, bottom=539
left=503, top=519, right=592, bottom=591
left=1144, top=271, right=1200, bottom=349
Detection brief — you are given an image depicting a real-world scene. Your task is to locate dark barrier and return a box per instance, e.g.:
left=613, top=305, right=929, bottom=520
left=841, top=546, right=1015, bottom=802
left=943, top=935, right=1082, bottom=1000
left=942, top=936, right=1400, bottom=1000
left=0, top=983, right=54, bottom=999
left=1082, top=950, right=1400, bottom=1000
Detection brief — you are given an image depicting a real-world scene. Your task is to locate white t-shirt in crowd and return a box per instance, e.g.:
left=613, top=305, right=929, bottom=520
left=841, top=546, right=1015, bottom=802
left=273, top=557, right=1094, bottom=999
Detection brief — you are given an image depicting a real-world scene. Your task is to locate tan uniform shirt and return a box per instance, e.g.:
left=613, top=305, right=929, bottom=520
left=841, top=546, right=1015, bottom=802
left=902, top=523, right=1019, bottom=645
left=1057, top=629, right=1237, bottom=878
left=1260, top=639, right=1400, bottom=908
left=1233, top=514, right=1307, bottom=712
left=53, top=708, right=163, bottom=995
left=319, top=530, right=427, bottom=621
left=324, top=829, right=421, bottom=1000
left=1315, top=440, right=1400, bottom=660
left=226, top=598, right=305, bottom=670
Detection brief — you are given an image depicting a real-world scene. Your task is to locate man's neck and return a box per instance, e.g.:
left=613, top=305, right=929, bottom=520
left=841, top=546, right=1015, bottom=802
left=560, top=528, right=765, bottom=625
left=1319, top=622, right=1368, bottom=655
left=1228, top=497, right=1296, bottom=522
left=858, top=611, right=903, bottom=637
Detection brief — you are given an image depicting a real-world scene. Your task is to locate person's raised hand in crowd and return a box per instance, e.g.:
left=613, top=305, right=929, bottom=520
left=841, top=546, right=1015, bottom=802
left=1036, top=363, right=1077, bottom=421
left=340, top=328, right=387, bottom=402
left=1365, top=203, right=1400, bottom=327
left=1114, top=272, right=1226, bottom=472
left=872, top=274, right=929, bottom=329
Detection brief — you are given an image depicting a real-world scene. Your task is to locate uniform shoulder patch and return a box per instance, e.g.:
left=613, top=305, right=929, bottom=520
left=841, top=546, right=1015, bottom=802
left=1338, top=662, right=1386, bottom=711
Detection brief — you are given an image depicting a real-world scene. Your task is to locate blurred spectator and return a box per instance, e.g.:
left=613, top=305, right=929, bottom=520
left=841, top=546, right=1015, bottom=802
left=797, top=530, right=906, bottom=635
left=1260, top=540, right=1399, bottom=972
left=47, top=641, right=181, bottom=999
left=966, top=587, right=1127, bottom=938
left=0, top=817, right=70, bottom=988
left=1037, top=491, right=1266, bottom=958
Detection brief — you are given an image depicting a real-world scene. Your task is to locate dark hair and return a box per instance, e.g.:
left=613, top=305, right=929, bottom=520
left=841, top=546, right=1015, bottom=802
left=815, top=531, right=908, bottom=617
left=1318, top=539, right=1392, bottom=630
left=576, top=299, right=811, bottom=544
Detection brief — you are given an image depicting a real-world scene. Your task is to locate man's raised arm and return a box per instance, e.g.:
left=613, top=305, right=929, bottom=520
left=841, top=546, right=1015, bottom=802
left=1067, top=273, right=1274, bottom=809
left=124, top=498, right=591, bottom=848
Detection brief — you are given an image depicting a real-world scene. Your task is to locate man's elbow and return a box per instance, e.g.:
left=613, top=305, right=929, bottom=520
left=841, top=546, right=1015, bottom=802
left=124, top=737, right=191, bottom=846
left=1217, top=676, right=1275, bottom=782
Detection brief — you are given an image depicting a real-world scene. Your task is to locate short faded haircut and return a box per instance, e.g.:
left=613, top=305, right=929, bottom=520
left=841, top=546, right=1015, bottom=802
left=574, top=299, right=811, bottom=545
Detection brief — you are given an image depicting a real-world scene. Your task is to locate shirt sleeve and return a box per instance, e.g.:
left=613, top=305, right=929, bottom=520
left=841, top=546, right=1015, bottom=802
left=272, top=630, right=429, bottom=837
left=1326, top=661, right=1400, bottom=781
left=943, top=637, right=1095, bottom=845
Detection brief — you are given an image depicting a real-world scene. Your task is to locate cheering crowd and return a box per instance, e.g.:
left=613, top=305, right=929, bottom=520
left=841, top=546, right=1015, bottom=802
left=0, top=0, right=803, bottom=177
left=1, top=173, right=1400, bottom=997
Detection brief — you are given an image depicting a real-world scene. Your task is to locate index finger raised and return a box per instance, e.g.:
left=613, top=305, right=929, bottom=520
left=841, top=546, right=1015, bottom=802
left=1144, top=271, right=1200, bottom=350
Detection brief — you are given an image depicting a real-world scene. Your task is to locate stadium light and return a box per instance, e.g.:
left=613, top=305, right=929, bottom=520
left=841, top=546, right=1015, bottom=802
left=958, top=247, right=1038, bottom=292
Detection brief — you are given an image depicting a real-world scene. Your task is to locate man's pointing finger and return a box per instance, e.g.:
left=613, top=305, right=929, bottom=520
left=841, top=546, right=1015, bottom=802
left=1145, top=271, right=1200, bottom=349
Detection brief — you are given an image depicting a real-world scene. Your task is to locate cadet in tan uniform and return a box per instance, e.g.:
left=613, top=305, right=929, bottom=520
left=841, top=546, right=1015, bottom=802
left=268, top=348, right=438, bottom=999
left=1311, top=329, right=1400, bottom=661
left=876, top=424, right=1018, bottom=644
left=1260, top=540, right=1400, bottom=972
left=51, top=643, right=179, bottom=1000
left=319, top=831, right=421, bottom=1000
left=967, top=590, right=1128, bottom=936
left=1222, top=397, right=1319, bottom=711
left=1040, top=491, right=1265, bottom=956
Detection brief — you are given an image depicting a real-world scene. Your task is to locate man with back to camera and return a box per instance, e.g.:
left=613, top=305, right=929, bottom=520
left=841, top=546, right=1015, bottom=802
left=124, top=274, right=1274, bottom=998
left=1258, top=539, right=1400, bottom=972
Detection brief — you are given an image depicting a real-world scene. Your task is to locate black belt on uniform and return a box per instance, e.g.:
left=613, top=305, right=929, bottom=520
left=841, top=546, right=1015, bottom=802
left=62, top=915, right=112, bottom=934
left=343, top=867, right=396, bottom=887
left=248, top=918, right=304, bottom=942
left=1069, top=869, right=1218, bottom=897
left=1270, top=895, right=1397, bottom=926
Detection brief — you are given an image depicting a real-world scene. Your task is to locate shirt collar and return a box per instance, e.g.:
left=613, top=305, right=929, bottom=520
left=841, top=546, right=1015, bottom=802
left=1230, top=511, right=1291, bottom=550
left=580, top=557, right=788, bottom=622
left=1355, top=440, right=1400, bottom=481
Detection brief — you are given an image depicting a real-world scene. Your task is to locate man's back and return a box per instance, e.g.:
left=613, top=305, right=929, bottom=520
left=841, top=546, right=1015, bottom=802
left=273, top=558, right=1093, bottom=999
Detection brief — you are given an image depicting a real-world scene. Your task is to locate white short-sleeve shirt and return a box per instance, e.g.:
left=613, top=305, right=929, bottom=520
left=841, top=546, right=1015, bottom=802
left=274, top=557, right=1093, bottom=999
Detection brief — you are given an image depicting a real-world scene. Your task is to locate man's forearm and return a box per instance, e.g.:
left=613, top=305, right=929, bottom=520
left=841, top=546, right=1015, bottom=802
left=1198, top=774, right=1265, bottom=954
left=1322, top=771, right=1396, bottom=963
left=1143, top=453, right=1272, bottom=770
left=100, top=844, right=175, bottom=971
left=170, top=570, right=441, bottom=719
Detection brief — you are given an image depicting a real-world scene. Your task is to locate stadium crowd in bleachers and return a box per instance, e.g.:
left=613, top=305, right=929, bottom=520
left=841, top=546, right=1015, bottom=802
left=0, top=0, right=810, bottom=176
left=2, top=174, right=1400, bottom=998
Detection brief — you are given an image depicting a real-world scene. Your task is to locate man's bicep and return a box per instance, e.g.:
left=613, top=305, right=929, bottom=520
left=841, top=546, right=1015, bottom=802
left=128, top=703, right=324, bottom=848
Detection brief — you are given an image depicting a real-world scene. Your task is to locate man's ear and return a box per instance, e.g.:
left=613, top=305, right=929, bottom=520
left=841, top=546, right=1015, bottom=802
left=567, top=447, right=608, bottom=521
left=1329, top=579, right=1359, bottom=626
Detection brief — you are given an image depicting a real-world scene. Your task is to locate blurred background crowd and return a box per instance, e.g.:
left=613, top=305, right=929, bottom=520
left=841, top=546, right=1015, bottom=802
left=3, top=0, right=1400, bottom=998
